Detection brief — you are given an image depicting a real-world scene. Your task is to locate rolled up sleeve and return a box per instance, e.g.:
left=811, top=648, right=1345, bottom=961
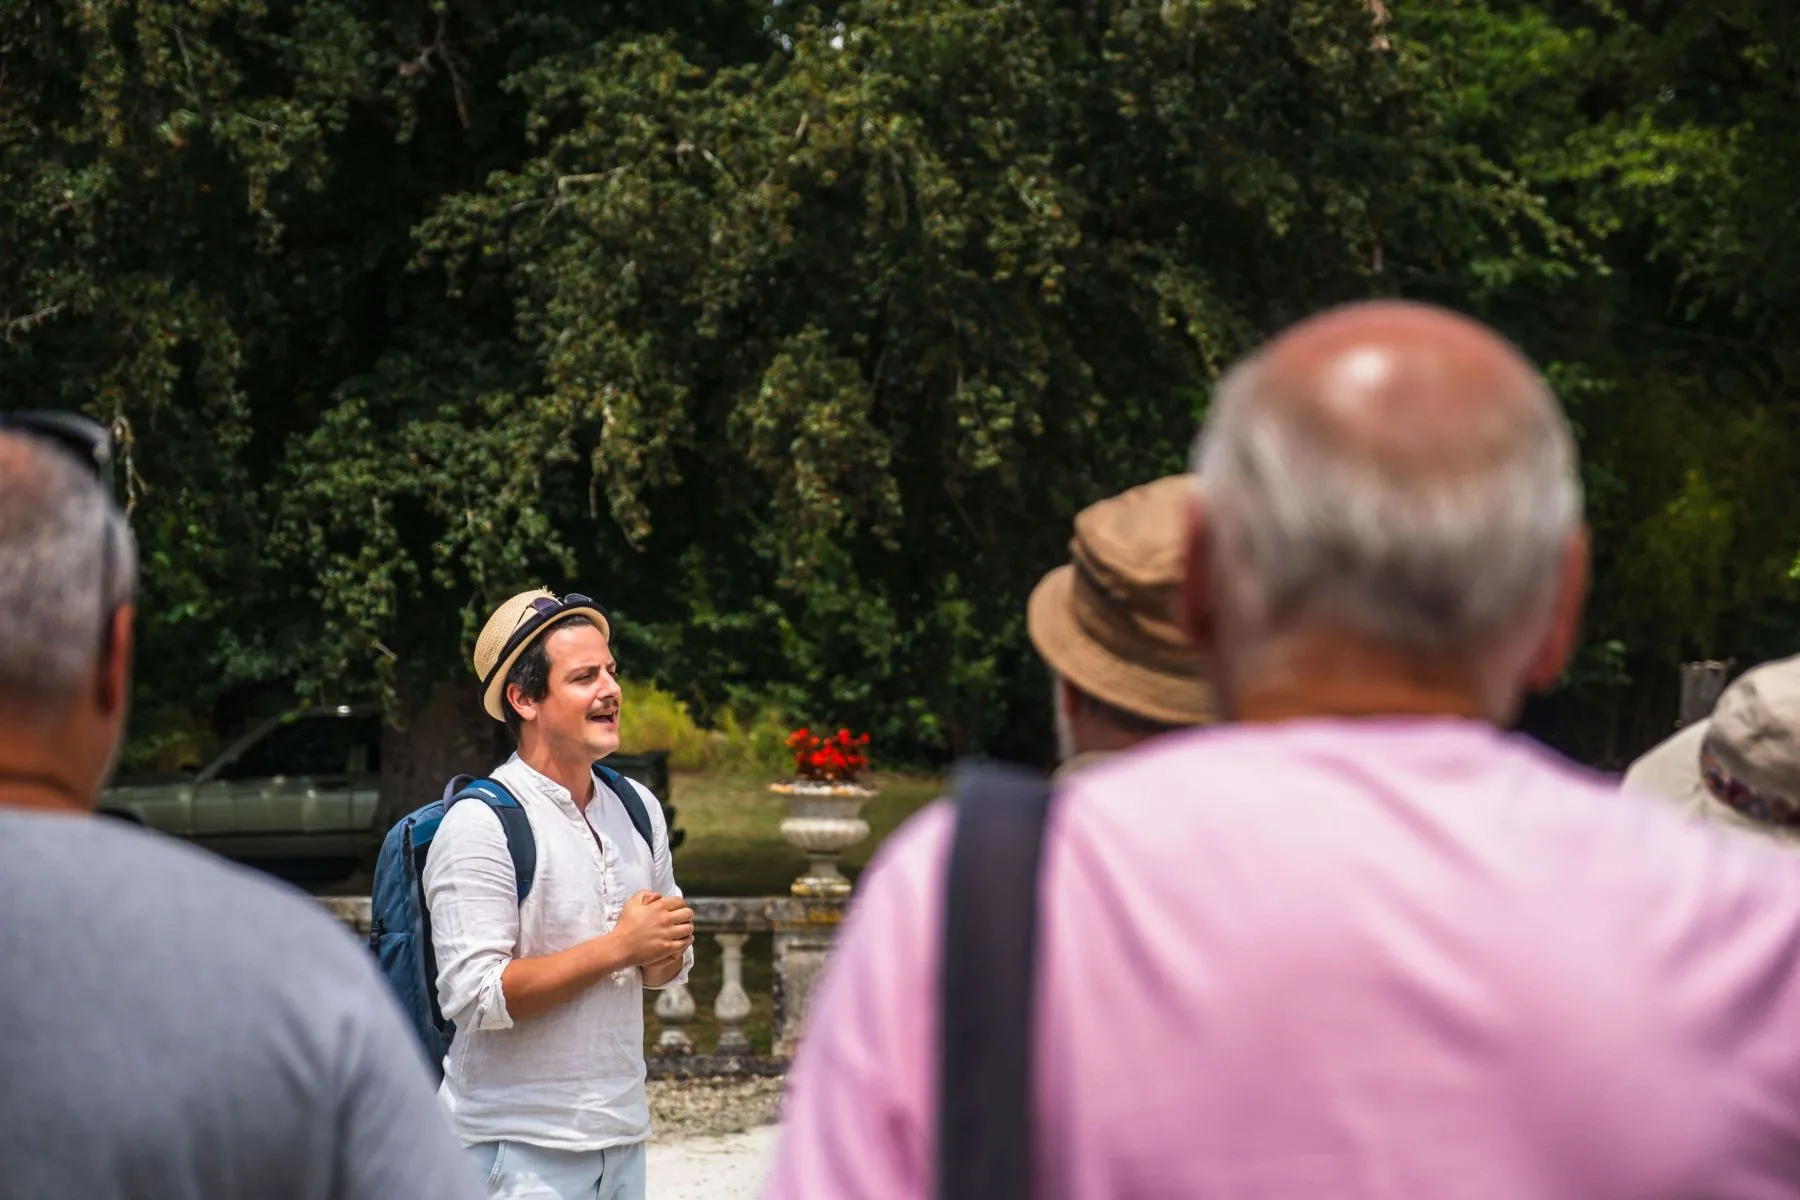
left=421, top=801, right=520, bottom=1032
left=640, top=779, right=694, bottom=990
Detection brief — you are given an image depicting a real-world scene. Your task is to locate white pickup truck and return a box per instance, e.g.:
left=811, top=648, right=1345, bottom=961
left=100, top=705, right=681, bottom=862
left=100, top=704, right=384, bottom=860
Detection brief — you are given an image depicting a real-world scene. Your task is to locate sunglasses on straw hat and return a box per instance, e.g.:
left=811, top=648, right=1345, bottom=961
left=480, top=593, right=611, bottom=691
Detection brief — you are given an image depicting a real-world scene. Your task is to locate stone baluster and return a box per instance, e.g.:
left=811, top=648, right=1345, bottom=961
left=772, top=898, right=846, bottom=1058
left=713, top=933, right=752, bottom=1055
left=653, top=977, right=696, bottom=1054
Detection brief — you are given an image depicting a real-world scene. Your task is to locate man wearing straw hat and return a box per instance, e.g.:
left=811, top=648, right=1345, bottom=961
left=424, top=589, right=693, bottom=1200
left=1028, top=475, right=1216, bottom=775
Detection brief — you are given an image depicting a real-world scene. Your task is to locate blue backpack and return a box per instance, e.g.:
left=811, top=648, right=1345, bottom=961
left=369, top=763, right=654, bottom=1074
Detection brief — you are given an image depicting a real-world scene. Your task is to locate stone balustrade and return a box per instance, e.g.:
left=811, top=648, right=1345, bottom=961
left=322, top=771, right=872, bottom=1075
left=318, top=893, right=844, bottom=1077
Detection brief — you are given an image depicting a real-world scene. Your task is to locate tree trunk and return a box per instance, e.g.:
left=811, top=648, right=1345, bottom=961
left=376, top=680, right=511, bottom=833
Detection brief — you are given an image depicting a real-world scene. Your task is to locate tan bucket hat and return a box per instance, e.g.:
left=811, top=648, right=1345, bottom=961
left=473, top=589, right=612, bottom=722
left=1623, top=653, right=1800, bottom=844
left=1027, top=475, right=1214, bottom=727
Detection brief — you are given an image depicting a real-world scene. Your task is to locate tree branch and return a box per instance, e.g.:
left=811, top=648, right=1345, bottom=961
left=2, top=304, right=66, bottom=342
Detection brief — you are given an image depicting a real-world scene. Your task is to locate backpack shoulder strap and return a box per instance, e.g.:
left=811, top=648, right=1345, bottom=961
left=446, top=777, right=537, bottom=903
left=938, top=760, right=1054, bottom=1200
left=594, top=763, right=655, bottom=850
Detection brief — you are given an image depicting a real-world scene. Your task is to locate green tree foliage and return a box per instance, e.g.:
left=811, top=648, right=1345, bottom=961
left=3, top=0, right=1797, bottom=772
left=1400, top=0, right=1800, bottom=760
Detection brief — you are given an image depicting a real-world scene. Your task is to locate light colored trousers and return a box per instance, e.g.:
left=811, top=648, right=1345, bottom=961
left=466, top=1139, right=646, bottom=1200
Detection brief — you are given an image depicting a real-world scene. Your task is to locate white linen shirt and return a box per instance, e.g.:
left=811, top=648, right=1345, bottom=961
left=423, top=753, right=692, bottom=1150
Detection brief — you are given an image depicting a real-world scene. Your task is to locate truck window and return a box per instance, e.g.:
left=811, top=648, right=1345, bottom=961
left=349, top=717, right=382, bottom=774
left=220, top=717, right=356, bottom=781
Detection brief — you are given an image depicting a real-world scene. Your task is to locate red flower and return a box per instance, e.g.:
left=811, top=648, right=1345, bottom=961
left=787, top=726, right=873, bottom=783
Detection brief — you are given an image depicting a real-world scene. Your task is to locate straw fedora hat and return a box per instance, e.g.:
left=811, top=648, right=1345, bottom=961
left=473, top=588, right=612, bottom=722
left=1027, top=475, right=1214, bottom=728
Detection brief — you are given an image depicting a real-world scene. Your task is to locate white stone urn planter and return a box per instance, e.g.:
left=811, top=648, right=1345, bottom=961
left=773, top=780, right=874, bottom=897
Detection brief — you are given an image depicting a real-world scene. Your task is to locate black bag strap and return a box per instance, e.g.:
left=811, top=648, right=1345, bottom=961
left=594, top=762, right=655, bottom=850
left=444, top=776, right=537, bottom=903
left=938, top=760, right=1054, bottom=1200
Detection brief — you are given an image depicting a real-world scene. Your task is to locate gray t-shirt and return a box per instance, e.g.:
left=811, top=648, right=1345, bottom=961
left=0, top=810, right=484, bottom=1200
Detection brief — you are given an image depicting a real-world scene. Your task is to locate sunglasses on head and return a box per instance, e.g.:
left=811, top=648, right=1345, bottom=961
left=484, top=593, right=612, bottom=689
left=521, top=593, right=597, bottom=625
left=0, top=410, right=123, bottom=657
left=0, top=410, right=113, bottom=481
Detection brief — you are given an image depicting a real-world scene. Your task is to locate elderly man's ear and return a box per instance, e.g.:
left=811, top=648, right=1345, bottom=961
left=1179, top=493, right=1217, bottom=662
left=96, top=605, right=135, bottom=719
left=1523, top=527, right=1591, bottom=694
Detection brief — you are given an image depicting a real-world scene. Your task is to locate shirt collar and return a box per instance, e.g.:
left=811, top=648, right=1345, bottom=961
left=502, top=752, right=591, bottom=817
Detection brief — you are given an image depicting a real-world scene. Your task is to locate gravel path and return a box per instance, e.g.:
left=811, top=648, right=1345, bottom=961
left=649, top=1077, right=784, bottom=1140
left=648, top=1126, right=778, bottom=1200
left=646, top=1077, right=782, bottom=1199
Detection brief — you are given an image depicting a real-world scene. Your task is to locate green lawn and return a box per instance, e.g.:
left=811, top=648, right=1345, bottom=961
left=665, top=770, right=941, bottom=896
left=645, top=770, right=940, bottom=1055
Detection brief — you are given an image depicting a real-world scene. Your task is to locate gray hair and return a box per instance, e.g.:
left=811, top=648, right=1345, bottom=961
left=0, top=432, right=139, bottom=714
left=1192, top=357, right=1582, bottom=655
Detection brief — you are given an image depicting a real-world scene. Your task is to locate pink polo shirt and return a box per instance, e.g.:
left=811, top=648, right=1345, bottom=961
left=767, top=719, right=1800, bottom=1198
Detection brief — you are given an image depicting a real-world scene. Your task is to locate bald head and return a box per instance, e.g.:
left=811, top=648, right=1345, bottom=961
left=1253, top=302, right=1555, bottom=483
left=1190, top=302, right=1585, bottom=716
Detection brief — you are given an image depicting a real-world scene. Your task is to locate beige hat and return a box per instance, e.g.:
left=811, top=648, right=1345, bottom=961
left=1622, top=654, right=1800, bottom=843
left=1026, top=476, right=1214, bottom=727
left=473, top=589, right=612, bottom=722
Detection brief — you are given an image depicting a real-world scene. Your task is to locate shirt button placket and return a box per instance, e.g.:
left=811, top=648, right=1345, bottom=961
left=583, top=808, right=622, bottom=926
